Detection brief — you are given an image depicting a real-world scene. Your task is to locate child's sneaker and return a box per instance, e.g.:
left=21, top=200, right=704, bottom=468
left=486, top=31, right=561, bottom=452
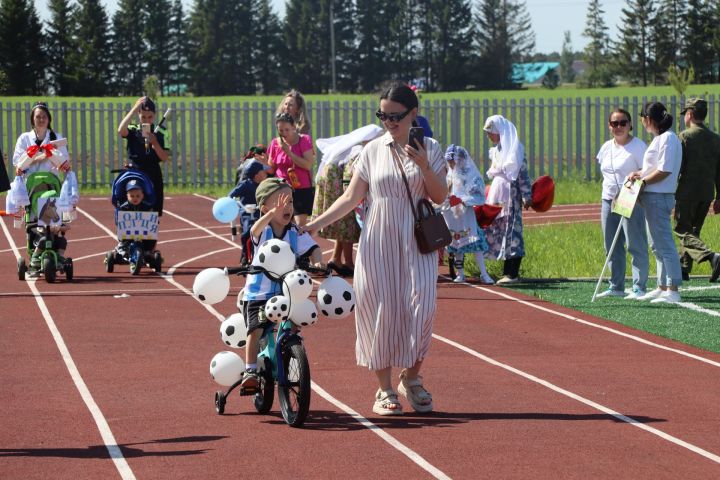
left=636, top=288, right=664, bottom=301
left=453, top=272, right=466, bottom=283
left=480, top=273, right=495, bottom=285
left=596, top=288, right=625, bottom=298
left=240, top=368, right=258, bottom=391
left=624, top=287, right=646, bottom=300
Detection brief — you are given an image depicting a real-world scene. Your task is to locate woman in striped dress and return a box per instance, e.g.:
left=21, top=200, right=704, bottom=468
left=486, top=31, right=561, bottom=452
left=304, top=83, right=448, bottom=415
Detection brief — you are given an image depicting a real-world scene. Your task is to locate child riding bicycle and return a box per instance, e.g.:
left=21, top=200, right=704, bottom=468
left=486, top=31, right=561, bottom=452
left=240, top=178, right=323, bottom=391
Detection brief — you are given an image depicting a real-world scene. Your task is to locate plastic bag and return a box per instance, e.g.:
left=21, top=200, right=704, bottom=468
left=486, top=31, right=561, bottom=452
left=58, top=171, right=79, bottom=208
left=9, top=177, right=30, bottom=207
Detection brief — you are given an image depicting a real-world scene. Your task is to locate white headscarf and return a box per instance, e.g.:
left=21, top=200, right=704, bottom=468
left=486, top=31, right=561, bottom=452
left=315, top=124, right=384, bottom=182
left=483, top=115, right=524, bottom=181
left=445, top=144, right=486, bottom=206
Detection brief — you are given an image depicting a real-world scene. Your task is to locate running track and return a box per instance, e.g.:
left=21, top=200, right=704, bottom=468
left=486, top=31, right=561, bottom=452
left=1, top=196, right=718, bottom=479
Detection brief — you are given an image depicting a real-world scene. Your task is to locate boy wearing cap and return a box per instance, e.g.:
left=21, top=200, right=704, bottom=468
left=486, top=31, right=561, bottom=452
left=118, top=96, right=169, bottom=216
left=675, top=98, right=720, bottom=282
left=116, top=180, right=157, bottom=256
left=229, top=160, right=269, bottom=265
left=238, top=178, right=322, bottom=390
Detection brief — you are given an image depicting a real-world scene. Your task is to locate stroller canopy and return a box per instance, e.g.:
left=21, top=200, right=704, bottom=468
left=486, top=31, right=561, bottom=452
left=111, top=169, right=157, bottom=208
left=25, top=171, right=62, bottom=218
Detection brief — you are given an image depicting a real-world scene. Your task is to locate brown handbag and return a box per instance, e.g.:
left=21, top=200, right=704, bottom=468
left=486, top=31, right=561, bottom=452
left=390, top=145, right=451, bottom=254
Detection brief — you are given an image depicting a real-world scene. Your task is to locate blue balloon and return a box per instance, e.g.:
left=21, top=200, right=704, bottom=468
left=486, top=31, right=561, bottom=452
left=213, top=197, right=240, bottom=223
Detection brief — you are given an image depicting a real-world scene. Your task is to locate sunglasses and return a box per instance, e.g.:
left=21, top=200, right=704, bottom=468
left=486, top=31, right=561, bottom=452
left=375, top=109, right=410, bottom=123
left=609, top=120, right=629, bottom=128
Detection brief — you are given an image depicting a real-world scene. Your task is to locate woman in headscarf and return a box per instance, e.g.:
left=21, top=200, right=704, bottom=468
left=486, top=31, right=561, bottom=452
left=483, top=115, right=533, bottom=284
left=442, top=144, right=494, bottom=284
left=312, top=124, right=384, bottom=276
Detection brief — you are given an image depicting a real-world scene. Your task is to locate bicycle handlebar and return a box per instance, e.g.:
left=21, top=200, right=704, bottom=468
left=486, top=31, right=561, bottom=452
left=224, top=262, right=332, bottom=278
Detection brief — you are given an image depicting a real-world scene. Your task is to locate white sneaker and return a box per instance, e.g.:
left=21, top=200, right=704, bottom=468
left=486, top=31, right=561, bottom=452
left=636, top=288, right=664, bottom=301
left=453, top=273, right=466, bottom=283
left=650, top=290, right=681, bottom=304
left=596, top=289, right=626, bottom=298
left=624, top=288, right=646, bottom=300
left=496, top=276, right=519, bottom=285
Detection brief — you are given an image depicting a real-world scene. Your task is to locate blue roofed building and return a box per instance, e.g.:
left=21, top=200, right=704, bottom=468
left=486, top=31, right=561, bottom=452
left=512, top=62, right=560, bottom=85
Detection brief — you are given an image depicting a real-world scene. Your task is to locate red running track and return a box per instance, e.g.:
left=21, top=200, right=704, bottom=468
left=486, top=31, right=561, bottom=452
left=1, top=195, right=719, bottom=479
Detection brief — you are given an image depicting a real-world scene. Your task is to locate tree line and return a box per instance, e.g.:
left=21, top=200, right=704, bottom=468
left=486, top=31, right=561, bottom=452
left=581, top=0, right=720, bottom=87
left=1, top=0, right=719, bottom=97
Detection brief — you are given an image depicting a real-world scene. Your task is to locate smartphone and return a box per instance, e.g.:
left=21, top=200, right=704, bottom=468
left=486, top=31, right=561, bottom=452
left=408, top=127, right=425, bottom=149
left=141, top=123, right=151, bottom=137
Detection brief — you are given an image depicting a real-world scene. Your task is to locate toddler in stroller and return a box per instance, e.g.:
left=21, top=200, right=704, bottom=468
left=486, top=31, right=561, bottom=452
left=229, top=160, right=269, bottom=265
left=17, top=171, right=75, bottom=282
left=104, top=169, right=163, bottom=274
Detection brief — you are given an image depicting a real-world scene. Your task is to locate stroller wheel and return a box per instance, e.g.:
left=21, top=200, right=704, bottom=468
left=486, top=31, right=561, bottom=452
left=43, top=256, right=56, bottom=283
left=153, top=252, right=163, bottom=273
left=64, top=258, right=74, bottom=282
left=17, top=257, right=27, bottom=281
left=104, top=251, right=115, bottom=273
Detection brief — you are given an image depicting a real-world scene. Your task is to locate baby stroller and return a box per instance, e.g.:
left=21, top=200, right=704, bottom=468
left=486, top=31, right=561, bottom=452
left=17, top=171, right=74, bottom=282
left=104, top=169, right=163, bottom=275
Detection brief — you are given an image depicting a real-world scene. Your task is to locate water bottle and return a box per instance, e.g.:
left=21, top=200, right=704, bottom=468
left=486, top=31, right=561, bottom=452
left=62, top=209, right=77, bottom=222
left=287, top=167, right=301, bottom=189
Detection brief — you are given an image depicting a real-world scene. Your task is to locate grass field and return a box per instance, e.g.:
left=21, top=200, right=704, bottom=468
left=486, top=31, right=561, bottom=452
left=507, top=280, right=720, bottom=354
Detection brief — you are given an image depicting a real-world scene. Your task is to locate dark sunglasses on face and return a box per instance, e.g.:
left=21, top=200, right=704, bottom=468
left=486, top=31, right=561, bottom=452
left=375, top=109, right=410, bottom=123
left=609, top=120, right=629, bottom=128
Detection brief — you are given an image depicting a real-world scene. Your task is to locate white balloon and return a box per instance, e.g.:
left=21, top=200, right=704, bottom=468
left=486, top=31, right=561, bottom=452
left=209, top=351, right=245, bottom=386
left=316, top=276, right=356, bottom=319
left=193, top=268, right=230, bottom=305
left=289, top=298, right=319, bottom=327
left=254, top=239, right=295, bottom=279
left=220, top=313, right=247, bottom=348
left=281, top=269, right=313, bottom=302
left=264, top=295, right=290, bottom=322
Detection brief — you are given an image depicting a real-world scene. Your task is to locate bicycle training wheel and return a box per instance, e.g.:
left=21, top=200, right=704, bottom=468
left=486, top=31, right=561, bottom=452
left=277, top=343, right=311, bottom=427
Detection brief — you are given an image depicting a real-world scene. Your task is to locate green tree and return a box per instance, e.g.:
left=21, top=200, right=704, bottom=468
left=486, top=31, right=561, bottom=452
left=581, top=0, right=613, bottom=87
left=250, top=0, right=283, bottom=94
left=45, top=0, right=78, bottom=95
left=74, top=0, right=111, bottom=95
left=654, top=0, right=686, bottom=80
left=145, top=0, right=172, bottom=92
left=559, top=31, right=576, bottom=83
left=187, top=0, right=228, bottom=94
left=683, top=0, right=714, bottom=83
left=614, top=0, right=656, bottom=86
left=353, top=0, right=390, bottom=92
left=474, top=0, right=535, bottom=90
left=417, top=0, right=474, bottom=91
left=110, top=0, right=146, bottom=95
left=0, top=0, right=46, bottom=94
left=166, top=0, right=189, bottom=95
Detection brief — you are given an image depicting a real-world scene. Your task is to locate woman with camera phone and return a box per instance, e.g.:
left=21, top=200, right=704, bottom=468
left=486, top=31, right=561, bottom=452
left=118, top=96, right=169, bottom=215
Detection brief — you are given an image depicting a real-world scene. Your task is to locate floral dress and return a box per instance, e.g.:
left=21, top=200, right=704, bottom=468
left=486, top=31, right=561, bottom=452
left=484, top=163, right=532, bottom=260
left=312, top=163, right=360, bottom=242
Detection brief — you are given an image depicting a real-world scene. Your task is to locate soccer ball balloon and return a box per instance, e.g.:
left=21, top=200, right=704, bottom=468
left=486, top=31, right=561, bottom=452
left=264, top=295, right=290, bottom=322
left=209, top=351, right=245, bottom=386
left=316, top=276, right=355, bottom=319
left=193, top=268, right=230, bottom=305
left=255, top=239, right=295, bottom=280
left=289, top=298, right=318, bottom=327
left=220, top=313, right=247, bottom=348
left=281, top=269, right=312, bottom=302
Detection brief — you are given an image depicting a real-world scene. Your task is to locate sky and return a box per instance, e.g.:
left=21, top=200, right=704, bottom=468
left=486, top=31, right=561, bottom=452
left=36, top=0, right=626, bottom=54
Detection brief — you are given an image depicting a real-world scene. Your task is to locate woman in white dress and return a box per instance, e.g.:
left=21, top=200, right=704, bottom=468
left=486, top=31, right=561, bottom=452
left=304, top=83, right=447, bottom=416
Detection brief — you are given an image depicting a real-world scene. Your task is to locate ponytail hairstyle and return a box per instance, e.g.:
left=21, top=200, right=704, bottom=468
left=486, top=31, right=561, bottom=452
left=30, top=102, right=57, bottom=142
left=379, top=82, right=419, bottom=127
left=609, top=108, right=633, bottom=131
left=641, top=102, right=673, bottom=134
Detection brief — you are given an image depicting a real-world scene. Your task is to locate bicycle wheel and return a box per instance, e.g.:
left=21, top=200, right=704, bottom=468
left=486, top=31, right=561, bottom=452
left=277, top=342, right=311, bottom=427
left=253, top=355, right=274, bottom=414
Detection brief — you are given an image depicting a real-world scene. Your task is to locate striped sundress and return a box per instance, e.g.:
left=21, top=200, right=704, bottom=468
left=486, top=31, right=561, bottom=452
left=353, top=132, right=446, bottom=370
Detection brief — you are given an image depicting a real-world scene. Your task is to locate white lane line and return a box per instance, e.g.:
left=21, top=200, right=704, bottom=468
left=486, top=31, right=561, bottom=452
left=168, top=204, right=448, bottom=474
left=441, top=276, right=720, bottom=368
left=0, top=217, right=136, bottom=480
left=677, top=302, right=720, bottom=318
left=681, top=285, right=720, bottom=292
left=311, top=382, right=451, bottom=479
left=432, top=333, right=720, bottom=465
left=0, top=287, right=185, bottom=297
left=70, top=235, right=218, bottom=262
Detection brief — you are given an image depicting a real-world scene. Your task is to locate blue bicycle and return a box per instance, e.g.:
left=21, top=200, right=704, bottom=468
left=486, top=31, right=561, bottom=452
left=214, top=263, right=330, bottom=428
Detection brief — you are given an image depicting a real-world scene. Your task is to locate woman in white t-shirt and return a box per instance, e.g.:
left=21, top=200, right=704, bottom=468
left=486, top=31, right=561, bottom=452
left=596, top=108, right=649, bottom=299
left=629, top=102, right=683, bottom=303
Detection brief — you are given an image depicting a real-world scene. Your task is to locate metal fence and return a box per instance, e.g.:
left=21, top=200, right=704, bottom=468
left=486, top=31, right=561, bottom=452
left=2, top=95, right=719, bottom=187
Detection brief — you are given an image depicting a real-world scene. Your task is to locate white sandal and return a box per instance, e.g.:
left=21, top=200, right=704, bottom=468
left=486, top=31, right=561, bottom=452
left=373, top=389, right=404, bottom=416
left=398, top=371, right=433, bottom=413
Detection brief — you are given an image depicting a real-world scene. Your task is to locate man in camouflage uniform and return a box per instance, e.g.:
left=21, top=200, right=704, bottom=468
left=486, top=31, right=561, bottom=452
left=675, top=98, right=720, bottom=282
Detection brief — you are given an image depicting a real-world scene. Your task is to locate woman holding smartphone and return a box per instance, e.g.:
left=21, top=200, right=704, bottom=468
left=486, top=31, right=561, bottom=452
left=118, top=96, right=169, bottom=215
left=304, top=83, right=447, bottom=416
left=266, top=112, right=315, bottom=226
